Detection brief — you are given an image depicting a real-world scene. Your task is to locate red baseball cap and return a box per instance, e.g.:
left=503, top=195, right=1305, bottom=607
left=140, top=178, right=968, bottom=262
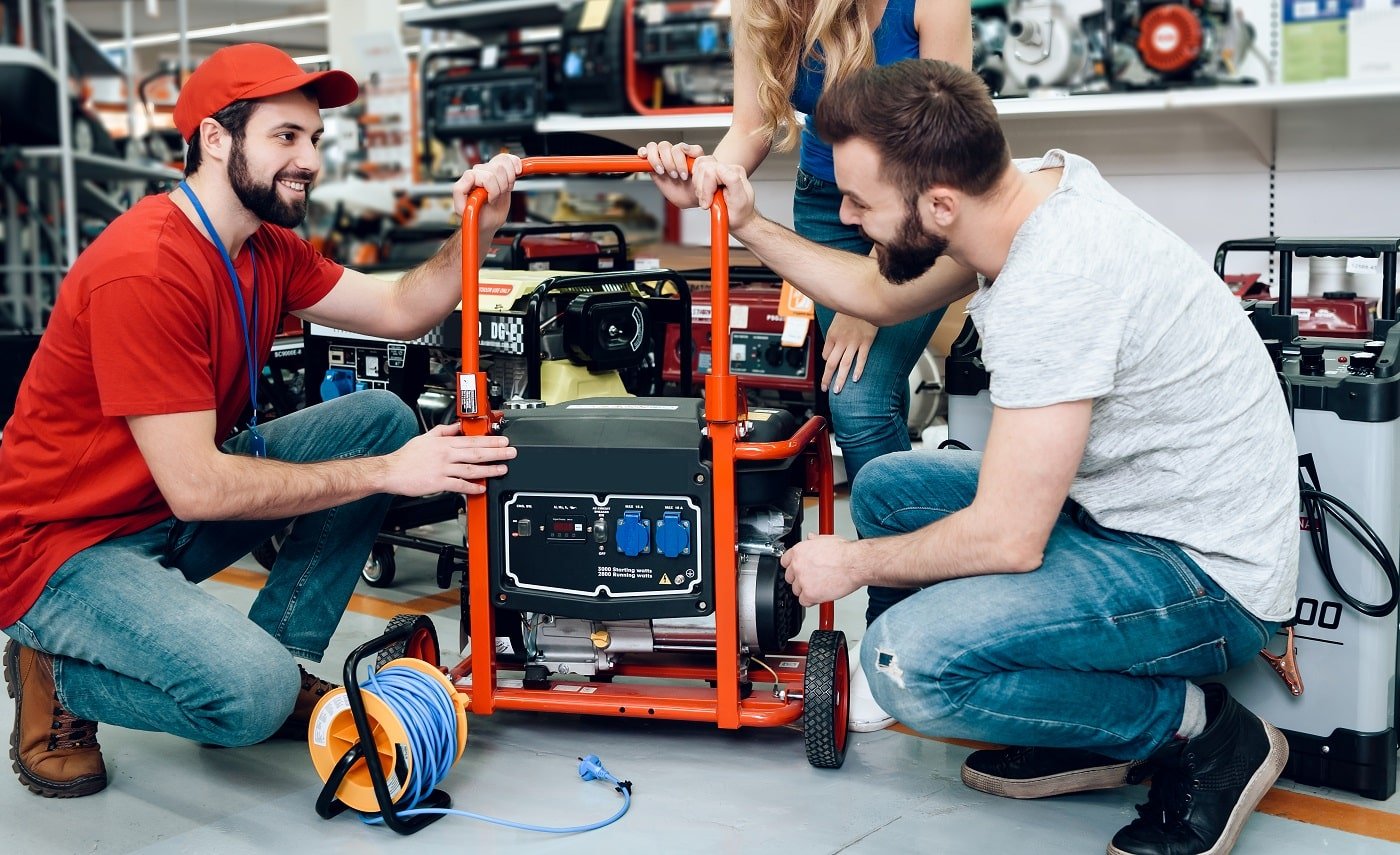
left=173, top=43, right=359, bottom=141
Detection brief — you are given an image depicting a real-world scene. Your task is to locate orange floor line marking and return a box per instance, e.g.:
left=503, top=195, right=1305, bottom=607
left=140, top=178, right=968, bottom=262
left=892, top=728, right=1400, bottom=843
left=210, top=566, right=458, bottom=620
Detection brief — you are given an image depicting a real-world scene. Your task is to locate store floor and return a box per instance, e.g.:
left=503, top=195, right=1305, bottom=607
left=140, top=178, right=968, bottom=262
left=3, top=494, right=1398, bottom=854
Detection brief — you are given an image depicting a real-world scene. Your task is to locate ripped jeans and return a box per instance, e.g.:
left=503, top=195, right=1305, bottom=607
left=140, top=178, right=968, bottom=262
left=852, top=449, right=1277, bottom=760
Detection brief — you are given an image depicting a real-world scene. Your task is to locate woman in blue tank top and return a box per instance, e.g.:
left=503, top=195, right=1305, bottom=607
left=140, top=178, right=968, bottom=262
left=642, top=0, right=970, bottom=645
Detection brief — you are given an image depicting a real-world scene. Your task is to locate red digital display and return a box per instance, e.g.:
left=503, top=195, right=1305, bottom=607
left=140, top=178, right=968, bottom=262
left=551, top=519, right=579, bottom=533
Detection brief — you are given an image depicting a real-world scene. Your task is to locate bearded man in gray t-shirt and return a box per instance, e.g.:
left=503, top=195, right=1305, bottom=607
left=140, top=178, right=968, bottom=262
left=660, top=59, right=1297, bottom=855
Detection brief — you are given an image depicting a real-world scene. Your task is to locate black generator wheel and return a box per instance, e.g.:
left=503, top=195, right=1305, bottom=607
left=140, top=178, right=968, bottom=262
left=361, top=543, right=397, bottom=588
left=375, top=613, right=441, bottom=672
left=803, top=629, right=850, bottom=769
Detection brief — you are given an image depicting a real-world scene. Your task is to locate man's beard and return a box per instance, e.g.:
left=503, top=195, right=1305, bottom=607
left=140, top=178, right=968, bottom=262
left=873, top=202, right=948, bottom=284
left=228, top=140, right=311, bottom=229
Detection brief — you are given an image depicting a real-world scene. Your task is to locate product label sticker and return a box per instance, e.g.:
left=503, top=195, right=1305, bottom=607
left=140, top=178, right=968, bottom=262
left=781, top=316, right=810, bottom=348
left=311, top=693, right=350, bottom=747
left=778, top=280, right=815, bottom=319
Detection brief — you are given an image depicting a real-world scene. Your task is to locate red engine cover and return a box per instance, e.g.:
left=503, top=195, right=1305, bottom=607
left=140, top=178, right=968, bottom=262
left=1290, top=295, right=1375, bottom=339
left=1138, top=5, right=1204, bottom=74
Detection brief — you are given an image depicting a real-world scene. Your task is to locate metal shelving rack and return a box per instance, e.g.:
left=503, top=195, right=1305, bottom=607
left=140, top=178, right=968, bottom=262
left=1, top=0, right=182, bottom=333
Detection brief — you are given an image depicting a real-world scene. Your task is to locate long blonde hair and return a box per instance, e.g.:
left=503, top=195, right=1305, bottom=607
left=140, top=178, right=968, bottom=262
left=737, top=0, right=876, bottom=151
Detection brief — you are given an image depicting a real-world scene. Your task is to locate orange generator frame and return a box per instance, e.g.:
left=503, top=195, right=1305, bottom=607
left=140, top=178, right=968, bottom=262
left=450, top=155, right=847, bottom=766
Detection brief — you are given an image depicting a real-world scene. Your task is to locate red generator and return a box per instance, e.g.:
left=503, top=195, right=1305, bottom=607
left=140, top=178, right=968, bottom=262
left=662, top=267, right=817, bottom=408
left=1225, top=272, right=1376, bottom=339
left=484, top=222, right=631, bottom=272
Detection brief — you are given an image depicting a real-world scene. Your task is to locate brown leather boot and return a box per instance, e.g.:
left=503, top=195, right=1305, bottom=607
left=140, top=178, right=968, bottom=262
left=4, top=640, right=107, bottom=797
left=270, top=665, right=337, bottom=741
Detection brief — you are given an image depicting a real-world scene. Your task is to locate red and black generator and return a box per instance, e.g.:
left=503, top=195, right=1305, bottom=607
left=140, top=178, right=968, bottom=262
left=662, top=267, right=817, bottom=414
left=484, top=222, right=631, bottom=272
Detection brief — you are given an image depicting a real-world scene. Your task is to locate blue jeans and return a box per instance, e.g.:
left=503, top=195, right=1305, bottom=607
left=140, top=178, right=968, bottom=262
left=3, top=390, right=417, bottom=747
left=853, top=450, right=1277, bottom=759
left=794, top=168, right=946, bottom=625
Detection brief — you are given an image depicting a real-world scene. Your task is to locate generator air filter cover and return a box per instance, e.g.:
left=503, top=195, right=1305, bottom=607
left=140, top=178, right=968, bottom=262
left=564, top=292, right=648, bottom=370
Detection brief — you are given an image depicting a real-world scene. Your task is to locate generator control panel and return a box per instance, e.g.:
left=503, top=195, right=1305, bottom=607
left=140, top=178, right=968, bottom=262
left=501, top=492, right=704, bottom=602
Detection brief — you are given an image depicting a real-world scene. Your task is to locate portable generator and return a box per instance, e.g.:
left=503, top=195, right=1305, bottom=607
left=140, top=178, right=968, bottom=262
left=661, top=267, right=817, bottom=410
left=1214, top=237, right=1400, bottom=801
left=946, top=239, right=1400, bottom=800
left=663, top=267, right=946, bottom=436
left=342, top=158, right=848, bottom=807
left=301, top=263, right=693, bottom=587
left=421, top=45, right=548, bottom=181
left=557, top=0, right=630, bottom=115
left=626, top=0, right=734, bottom=113
left=1113, top=0, right=1254, bottom=85
left=1226, top=270, right=1376, bottom=339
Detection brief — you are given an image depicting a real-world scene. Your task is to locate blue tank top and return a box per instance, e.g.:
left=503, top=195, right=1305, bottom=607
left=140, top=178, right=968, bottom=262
left=790, top=0, right=920, bottom=182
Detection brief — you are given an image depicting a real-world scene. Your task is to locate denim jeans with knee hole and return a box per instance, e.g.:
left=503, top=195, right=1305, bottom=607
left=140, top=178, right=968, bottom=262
left=3, top=389, right=418, bottom=746
left=850, top=449, right=1277, bottom=760
left=793, top=168, right=946, bottom=626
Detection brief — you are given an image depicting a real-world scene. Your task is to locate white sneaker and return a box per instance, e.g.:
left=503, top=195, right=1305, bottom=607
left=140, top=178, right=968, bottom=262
left=847, top=639, right=895, bottom=732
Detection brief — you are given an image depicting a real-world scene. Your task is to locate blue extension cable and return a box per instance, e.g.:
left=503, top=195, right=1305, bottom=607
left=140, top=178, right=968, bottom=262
left=355, top=664, right=632, bottom=833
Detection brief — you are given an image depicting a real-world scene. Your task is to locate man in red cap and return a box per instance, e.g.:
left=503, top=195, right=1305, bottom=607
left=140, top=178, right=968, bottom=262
left=0, top=43, right=524, bottom=797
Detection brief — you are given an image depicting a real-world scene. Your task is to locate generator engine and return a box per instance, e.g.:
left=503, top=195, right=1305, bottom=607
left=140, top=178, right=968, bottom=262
left=1002, top=0, right=1098, bottom=90
left=472, top=400, right=806, bottom=678
left=1116, top=0, right=1253, bottom=83
left=475, top=268, right=690, bottom=403
left=972, top=10, right=1014, bottom=96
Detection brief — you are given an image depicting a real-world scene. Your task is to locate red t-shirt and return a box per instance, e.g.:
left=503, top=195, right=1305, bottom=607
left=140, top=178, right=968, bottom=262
left=0, top=194, right=343, bottom=627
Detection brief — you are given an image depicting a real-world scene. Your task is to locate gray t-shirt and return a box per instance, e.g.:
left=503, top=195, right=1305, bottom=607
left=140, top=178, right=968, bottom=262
left=967, top=150, right=1298, bottom=621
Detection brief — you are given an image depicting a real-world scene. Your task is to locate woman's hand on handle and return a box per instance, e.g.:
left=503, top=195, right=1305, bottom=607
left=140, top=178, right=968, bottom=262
left=638, top=140, right=708, bottom=209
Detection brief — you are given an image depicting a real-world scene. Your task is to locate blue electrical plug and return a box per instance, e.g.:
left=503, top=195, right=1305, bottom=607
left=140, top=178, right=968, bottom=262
left=578, top=755, right=632, bottom=793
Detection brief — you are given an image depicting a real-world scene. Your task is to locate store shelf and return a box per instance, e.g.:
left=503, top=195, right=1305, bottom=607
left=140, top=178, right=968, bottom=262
left=21, top=148, right=182, bottom=184
left=403, top=0, right=567, bottom=33
left=534, top=79, right=1400, bottom=166
left=536, top=112, right=736, bottom=135
left=64, top=17, right=122, bottom=78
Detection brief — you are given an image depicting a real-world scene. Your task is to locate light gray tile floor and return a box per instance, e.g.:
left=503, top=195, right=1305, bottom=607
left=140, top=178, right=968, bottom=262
left=3, top=496, right=1397, bottom=854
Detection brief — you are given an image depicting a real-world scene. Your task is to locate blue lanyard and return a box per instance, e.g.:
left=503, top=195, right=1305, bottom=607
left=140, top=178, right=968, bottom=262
left=178, top=181, right=266, bottom=457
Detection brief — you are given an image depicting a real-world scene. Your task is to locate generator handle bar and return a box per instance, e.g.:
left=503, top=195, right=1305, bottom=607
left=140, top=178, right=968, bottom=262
left=461, top=155, right=730, bottom=380
left=735, top=416, right=827, bottom=461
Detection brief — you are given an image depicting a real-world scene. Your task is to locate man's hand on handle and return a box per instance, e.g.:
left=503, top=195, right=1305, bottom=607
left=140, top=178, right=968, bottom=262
left=452, top=153, right=524, bottom=239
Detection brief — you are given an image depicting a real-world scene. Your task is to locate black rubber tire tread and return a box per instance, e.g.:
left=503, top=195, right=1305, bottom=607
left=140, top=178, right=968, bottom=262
left=361, top=544, right=397, bottom=588
left=803, top=628, right=849, bottom=769
left=375, top=613, right=440, bottom=672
